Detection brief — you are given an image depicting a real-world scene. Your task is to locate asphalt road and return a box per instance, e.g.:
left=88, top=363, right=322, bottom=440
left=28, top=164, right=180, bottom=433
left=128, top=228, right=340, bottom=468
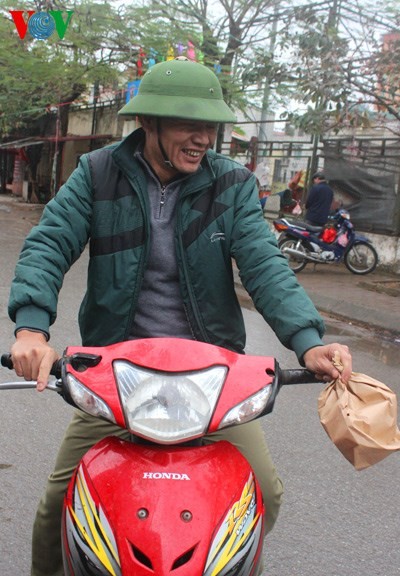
left=0, top=199, right=399, bottom=575
left=244, top=308, right=400, bottom=576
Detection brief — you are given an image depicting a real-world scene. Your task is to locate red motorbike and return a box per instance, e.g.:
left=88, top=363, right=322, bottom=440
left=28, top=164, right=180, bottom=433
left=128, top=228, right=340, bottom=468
left=1, top=338, right=317, bottom=575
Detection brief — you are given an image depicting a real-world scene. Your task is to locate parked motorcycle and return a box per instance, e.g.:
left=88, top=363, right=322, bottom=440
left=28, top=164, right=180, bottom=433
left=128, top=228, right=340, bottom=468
left=273, top=209, right=378, bottom=274
left=1, top=338, right=318, bottom=576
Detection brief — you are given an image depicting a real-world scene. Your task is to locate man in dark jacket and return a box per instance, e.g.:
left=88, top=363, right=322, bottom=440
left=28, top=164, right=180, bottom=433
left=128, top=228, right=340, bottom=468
left=8, top=59, right=351, bottom=576
left=305, top=172, right=334, bottom=226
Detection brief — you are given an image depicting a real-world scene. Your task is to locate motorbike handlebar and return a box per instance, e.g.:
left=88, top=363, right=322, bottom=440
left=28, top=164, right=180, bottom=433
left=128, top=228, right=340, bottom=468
left=1, top=353, right=63, bottom=379
left=1, top=353, right=321, bottom=389
left=279, top=368, right=322, bottom=386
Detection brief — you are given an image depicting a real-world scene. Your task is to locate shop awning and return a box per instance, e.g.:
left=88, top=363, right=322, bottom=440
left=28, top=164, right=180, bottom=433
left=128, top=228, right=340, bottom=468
left=0, top=134, right=113, bottom=151
left=231, top=130, right=250, bottom=142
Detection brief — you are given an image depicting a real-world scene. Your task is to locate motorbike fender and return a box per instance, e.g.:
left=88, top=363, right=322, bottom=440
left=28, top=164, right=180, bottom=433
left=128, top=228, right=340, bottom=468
left=344, top=235, right=372, bottom=255
left=352, top=234, right=372, bottom=244
left=62, top=437, right=264, bottom=576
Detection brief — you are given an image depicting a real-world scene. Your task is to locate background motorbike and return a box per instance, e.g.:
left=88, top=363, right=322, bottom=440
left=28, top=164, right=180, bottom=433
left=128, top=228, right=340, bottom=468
left=1, top=338, right=318, bottom=576
left=273, top=209, right=378, bottom=275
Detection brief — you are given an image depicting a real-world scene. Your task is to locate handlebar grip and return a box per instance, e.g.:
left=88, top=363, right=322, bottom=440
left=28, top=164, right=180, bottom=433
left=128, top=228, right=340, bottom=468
left=1, top=354, right=63, bottom=378
left=280, top=368, right=322, bottom=386
left=1, top=354, right=13, bottom=370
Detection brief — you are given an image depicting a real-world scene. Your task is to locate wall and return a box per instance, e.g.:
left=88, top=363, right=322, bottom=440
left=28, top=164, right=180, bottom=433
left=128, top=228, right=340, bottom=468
left=96, top=106, right=124, bottom=135
left=60, top=103, right=125, bottom=184
left=365, top=232, right=400, bottom=274
left=67, top=104, right=124, bottom=137
left=61, top=140, right=92, bottom=184
left=67, top=110, right=92, bottom=135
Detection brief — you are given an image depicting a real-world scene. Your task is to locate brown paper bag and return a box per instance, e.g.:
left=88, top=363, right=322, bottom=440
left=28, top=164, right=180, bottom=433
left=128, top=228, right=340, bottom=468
left=318, top=353, right=400, bottom=470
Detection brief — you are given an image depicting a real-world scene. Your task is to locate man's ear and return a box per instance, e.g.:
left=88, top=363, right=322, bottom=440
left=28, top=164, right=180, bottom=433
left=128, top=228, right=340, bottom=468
left=139, top=115, right=156, bottom=133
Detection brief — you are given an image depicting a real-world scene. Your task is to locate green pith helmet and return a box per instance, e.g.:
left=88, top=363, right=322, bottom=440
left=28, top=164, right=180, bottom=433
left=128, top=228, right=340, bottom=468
left=118, top=59, right=236, bottom=123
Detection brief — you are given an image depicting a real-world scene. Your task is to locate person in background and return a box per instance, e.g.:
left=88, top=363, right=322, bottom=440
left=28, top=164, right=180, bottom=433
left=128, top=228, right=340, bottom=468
left=278, top=170, right=305, bottom=216
left=257, top=180, right=270, bottom=210
left=7, top=59, right=351, bottom=576
left=305, top=171, right=334, bottom=226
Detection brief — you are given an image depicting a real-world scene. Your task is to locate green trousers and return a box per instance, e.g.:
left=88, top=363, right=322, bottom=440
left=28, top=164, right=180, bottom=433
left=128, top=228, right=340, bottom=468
left=31, top=410, right=283, bottom=576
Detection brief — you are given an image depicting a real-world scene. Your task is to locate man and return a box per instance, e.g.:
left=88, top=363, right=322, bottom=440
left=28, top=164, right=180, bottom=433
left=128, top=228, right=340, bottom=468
left=305, top=172, right=334, bottom=226
left=8, top=59, right=351, bottom=576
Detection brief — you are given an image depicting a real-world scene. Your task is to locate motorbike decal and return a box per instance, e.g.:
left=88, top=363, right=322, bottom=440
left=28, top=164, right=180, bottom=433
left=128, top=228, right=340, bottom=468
left=65, top=464, right=122, bottom=576
left=142, top=471, right=191, bottom=479
left=203, top=473, right=262, bottom=576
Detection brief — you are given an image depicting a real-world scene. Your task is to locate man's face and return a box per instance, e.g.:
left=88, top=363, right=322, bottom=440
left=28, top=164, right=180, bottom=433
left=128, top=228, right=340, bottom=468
left=142, top=117, right=218, bottom=182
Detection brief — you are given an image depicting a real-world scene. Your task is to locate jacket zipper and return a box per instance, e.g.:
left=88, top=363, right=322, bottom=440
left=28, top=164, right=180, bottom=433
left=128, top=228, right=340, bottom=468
left=158, top=186, right=166, bottom=218
left=176, top=204, right=210, bottom=343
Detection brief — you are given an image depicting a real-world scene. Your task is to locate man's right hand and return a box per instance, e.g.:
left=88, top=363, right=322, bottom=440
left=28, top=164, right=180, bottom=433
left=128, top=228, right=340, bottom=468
left=11, top=330, right=60, bottom=391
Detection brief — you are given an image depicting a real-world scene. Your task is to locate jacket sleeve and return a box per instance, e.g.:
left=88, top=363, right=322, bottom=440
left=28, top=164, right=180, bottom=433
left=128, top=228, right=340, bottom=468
left=230, top=172, right=325, bottom=360
left=8, top=155, right=93, bottom=336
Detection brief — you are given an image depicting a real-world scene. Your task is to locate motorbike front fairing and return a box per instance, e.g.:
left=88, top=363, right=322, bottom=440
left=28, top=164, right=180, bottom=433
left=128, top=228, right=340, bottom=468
left=63, top=438, right=264, bottom=576
left=60, top=338, right=275, bottom=576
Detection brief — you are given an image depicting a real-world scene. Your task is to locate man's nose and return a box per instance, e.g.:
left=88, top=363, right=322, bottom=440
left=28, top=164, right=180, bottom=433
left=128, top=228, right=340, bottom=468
left=193, top=126, right=208, bottom=138
left=192, top=125, right=215, bottom=143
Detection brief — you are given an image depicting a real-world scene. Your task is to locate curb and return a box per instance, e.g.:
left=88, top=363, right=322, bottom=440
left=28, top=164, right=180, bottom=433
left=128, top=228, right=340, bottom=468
left=234, top=277, right=400, bottom=339
left=304, top=291, right=400, bottom=337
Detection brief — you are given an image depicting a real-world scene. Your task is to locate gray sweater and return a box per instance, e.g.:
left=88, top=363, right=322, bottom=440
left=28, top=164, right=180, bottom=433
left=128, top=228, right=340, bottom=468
left=130, top=153, right=193, bottom=340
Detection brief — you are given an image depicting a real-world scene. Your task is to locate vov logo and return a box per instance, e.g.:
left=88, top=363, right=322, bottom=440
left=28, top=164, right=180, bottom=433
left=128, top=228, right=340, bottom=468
left=10, top=10, right=74, bottom=40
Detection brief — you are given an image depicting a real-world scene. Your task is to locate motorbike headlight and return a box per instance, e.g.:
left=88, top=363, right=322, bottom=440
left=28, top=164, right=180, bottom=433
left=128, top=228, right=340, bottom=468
left=114, top=361, right=227, bottom=444
left=66, top=374, right=116, bottom=423
left=218, top=386, right=273, bottom=429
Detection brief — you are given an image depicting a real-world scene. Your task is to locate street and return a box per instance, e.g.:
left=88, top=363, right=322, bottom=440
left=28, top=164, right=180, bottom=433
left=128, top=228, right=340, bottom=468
left=244, top=308, right=400, bottom=576
left=0, top=200, right=399, bottom=575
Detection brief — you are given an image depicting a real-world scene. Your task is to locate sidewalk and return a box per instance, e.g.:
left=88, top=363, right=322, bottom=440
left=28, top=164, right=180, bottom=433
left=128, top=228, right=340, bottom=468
left=235, top=263, right=400, bottom=338
left=0, top=191, right=44, bottom=221
left=294, top=265, right=399, bottom=336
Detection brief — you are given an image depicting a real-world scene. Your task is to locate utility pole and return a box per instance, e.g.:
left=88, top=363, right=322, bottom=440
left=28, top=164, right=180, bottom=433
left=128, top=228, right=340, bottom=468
left=90, top=80, right=100, bottom=152
left=50, top=105, right=61, bottom=198
left=257, top=4, right=278, bottom=164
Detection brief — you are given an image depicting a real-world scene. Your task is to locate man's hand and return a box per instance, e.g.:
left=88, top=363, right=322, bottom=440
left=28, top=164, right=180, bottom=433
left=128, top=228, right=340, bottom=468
left=11, top=330, right=60, bottom=391
left=303, top=343, right=352, bottom=384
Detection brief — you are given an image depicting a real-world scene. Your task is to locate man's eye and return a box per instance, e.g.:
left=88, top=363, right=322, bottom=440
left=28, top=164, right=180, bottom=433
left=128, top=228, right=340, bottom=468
left=176, top=121, right=218, bottom=132
left=187, top=123, right=202, bottom=130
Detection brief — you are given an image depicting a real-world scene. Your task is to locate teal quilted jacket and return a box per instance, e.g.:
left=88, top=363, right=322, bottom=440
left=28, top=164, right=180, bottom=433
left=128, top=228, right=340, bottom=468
left=9, top=128, right=324, bottom=358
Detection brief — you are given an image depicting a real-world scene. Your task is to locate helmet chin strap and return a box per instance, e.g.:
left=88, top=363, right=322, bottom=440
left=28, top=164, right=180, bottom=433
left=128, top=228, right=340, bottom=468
left=156, top=119, right=174, bottom=169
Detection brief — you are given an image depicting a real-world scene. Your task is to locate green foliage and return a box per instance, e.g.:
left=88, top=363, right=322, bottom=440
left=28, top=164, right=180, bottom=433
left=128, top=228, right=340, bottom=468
left=274, top=0, right=400, bottom=133
left=1, top=0, right=400, bottom=138
left=130, top=0, right=280, bottom=110
left=0, top=0, right=133, bottom=136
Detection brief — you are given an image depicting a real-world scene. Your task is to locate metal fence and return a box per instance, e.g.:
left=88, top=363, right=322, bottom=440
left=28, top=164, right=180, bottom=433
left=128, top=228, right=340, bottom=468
left=221, top=122, right=400, bottom=235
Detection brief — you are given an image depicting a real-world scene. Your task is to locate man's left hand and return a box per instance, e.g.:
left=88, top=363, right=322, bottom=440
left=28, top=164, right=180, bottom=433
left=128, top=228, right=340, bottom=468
left=303, top=343, right=352, bottom=384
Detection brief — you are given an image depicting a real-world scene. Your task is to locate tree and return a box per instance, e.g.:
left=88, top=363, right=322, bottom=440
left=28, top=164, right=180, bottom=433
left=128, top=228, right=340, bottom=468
left=0, top=0, right=146, bottom=196
left=126, top=0, right=281, bottom=105
left=0, top=0, right=139, bottom=138
left=2, top=0, right=400, bottom=141
left=272, top=0, right=400, bottom=135
left=123, top=0, right=400, bottom=135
